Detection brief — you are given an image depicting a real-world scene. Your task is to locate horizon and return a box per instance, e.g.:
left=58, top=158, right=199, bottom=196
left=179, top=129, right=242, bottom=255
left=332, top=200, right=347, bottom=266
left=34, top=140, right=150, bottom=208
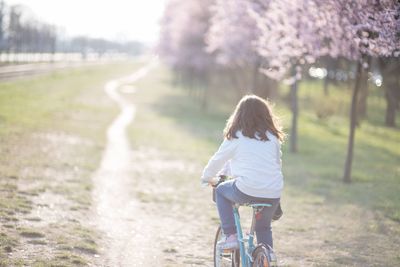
left=4, top=0, right=166, bottom=45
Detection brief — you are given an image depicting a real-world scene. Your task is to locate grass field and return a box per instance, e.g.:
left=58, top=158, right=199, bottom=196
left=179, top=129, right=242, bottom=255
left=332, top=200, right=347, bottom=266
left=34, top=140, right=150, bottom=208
left=131, top=66, right=400, bottom=222
left=127, top=65, right=400, bottom=266
left=291, top=79, right=400, bottom=222
left=0, top=60, right=398, bottom=266
left=0, top=61, right=143, bottom=266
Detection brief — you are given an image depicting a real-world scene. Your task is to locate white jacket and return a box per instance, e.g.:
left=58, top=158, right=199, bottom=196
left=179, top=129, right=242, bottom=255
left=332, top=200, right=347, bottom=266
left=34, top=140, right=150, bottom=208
left=201, top=131, right=283, bottom=198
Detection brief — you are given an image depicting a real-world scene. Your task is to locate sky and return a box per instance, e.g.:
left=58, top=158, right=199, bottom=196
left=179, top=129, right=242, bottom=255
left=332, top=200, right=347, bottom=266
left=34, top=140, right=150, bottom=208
left=4, top=0, right=166, bottom=45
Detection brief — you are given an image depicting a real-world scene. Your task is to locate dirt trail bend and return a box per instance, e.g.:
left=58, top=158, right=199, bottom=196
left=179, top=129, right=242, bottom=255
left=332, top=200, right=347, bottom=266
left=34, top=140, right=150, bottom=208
left=91, top=58, right=159, bottom=266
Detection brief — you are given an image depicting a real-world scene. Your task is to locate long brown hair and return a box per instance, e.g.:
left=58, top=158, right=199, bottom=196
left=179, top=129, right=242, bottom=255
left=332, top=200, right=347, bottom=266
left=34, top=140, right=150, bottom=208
left=224, top=95, right=285, bottom=142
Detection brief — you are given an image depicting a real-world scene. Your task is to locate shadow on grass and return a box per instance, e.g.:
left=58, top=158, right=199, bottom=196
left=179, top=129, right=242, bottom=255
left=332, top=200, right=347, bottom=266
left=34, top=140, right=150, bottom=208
left=150, top=88, right=229, bottom=145
left=283, top=123, right=400, bottom=222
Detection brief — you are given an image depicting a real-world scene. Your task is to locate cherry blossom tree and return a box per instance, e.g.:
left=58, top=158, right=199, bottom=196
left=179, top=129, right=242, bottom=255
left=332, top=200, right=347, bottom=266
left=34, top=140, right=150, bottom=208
left=251, top=0, right=325, bottom=153
left=326, top=0, right=400, bottom=183
left=159, top=0, right=399, bottom=182
left=159, top=0, right=215, bottom=107
left=253, top=0, right=399, bottom=181
left=158, top=0, right=180, bottom=71
left=206, top=0, right=276, bottom=97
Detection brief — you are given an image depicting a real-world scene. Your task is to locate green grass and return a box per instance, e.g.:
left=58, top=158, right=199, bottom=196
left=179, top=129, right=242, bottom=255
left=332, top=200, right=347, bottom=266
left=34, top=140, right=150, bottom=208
left=18, top=227, right=45, bottom=238
left=130, top=69, right=231, bottom=163
left=0, top=61, right=144, bottom=265
left=132, top=67, right=399, bottom=221
left=282, top=79, right=400, bottom=221
left=0, top=62, right=143, bottom=138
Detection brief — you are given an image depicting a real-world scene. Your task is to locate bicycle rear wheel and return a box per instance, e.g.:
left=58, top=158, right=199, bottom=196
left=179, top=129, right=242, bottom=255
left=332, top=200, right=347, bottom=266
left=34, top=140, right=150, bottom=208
left=252, top=245, right=277, bottom=267
left=213, top=226, right=240, bottom=267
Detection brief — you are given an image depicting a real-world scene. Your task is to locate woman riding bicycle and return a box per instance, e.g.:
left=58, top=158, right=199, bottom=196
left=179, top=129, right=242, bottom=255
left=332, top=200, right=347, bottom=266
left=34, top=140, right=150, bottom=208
left=201, top=94, right=285, bottom=250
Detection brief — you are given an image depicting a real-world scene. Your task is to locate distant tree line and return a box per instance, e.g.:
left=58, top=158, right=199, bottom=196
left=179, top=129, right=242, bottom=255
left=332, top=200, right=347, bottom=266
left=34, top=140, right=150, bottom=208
left=0, top=1, right=143, bottom=55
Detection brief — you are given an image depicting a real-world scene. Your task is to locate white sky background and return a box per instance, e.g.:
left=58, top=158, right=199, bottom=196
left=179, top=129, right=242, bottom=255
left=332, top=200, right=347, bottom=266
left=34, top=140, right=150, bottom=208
left=4, top=0, right=166, bottom=45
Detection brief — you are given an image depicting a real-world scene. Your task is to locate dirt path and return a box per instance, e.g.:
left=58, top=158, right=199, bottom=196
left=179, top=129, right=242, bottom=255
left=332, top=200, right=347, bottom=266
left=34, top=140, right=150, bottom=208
left=91, top=59, right=163, bottom=266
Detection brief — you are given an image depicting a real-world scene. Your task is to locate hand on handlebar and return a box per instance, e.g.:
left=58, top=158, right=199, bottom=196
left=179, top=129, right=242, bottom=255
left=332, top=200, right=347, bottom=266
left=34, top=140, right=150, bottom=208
left=210, top=177, right=221, bottom=187
left=201, top=175, right=229, bottom=188
left=201, top=178, right=218, bottom=187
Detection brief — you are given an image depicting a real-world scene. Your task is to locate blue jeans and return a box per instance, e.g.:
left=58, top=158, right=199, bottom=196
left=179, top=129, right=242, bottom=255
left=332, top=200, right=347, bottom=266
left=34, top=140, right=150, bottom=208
left=215, top=179, right=280, bottom=248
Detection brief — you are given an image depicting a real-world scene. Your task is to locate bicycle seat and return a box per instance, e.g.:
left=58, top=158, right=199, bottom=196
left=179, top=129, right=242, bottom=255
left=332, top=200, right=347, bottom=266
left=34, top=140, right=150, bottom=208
left=238, top=203, right=272, bottom=208
left=248, top=203, right=272, bottom=208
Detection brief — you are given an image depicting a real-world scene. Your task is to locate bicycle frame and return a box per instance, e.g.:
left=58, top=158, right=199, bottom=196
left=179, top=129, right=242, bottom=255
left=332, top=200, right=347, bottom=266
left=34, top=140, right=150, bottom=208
left=233, top=203, right=272, bottom=267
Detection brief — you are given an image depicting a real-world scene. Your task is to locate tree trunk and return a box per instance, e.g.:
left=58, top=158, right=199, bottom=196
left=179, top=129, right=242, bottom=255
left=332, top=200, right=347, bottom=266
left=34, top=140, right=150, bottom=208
left=290, top=70, right=299, bottom=153
left=228, top=69, right=245, bottom=101
left=343, top=60, right=363, bottom=183
left=379, top=58, right=400, bottom=127
left=257, top=75, right=278, bottom=99
left=251, top=59, right=262, bottom=94
left=323, top=75, right=329, bottom=96
left=356, top=57, right=371, bottom=123
left=268, top=78, right=279, bottom=100
left=385, top=89, right=397, bottom=127
left=201, top=70, right=209, bottom=110
left=383, top=74, right=398, bottom=127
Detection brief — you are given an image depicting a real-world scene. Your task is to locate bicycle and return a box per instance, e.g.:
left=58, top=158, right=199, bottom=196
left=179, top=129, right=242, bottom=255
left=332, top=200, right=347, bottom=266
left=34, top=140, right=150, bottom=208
left=211, top=176, right=278, bottom=267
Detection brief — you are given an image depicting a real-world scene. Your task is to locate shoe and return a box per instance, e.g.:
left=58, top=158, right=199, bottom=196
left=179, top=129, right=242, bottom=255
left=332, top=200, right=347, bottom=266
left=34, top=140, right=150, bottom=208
left=217, top=234, right=239, bottom=250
